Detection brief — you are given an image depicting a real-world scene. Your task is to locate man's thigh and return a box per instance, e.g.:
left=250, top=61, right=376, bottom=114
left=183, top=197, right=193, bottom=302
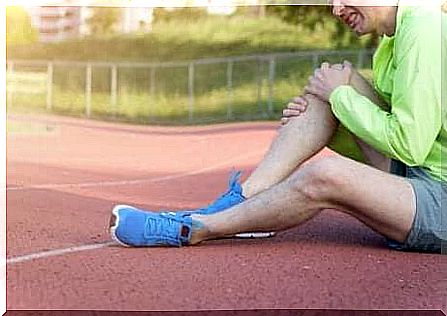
left=328, top=124, right=390, bottom=172
left=314, top=154, right=415, bottom=244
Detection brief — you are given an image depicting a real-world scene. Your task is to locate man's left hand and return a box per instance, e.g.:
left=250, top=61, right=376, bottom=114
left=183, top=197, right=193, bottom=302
left=304, top=61, right=352, bottom=102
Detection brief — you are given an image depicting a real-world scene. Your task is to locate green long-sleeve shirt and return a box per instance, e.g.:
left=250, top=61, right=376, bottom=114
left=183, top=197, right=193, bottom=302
left=329, top=4, right=446, bottom=182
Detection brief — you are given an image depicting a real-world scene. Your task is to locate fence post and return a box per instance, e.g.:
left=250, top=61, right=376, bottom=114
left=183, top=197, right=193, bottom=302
left=7, top=61, right=14, bottom=109
left=267, top=57, right=276, bottom=116
left=149, top=67, right=156, bottom=121
left=188, top=63, right=195, bottom=123
left=85, top=62, right=92, bottom=118
left=256, top=58, right=263, bottom=117
left=312, top=53, right=320, bottom=69
left=46, top=62, right=53, bottom=111
left=111, top=64, right=117, bottom=117
left=226, top=60, right=233, bottom=120
left=357, top=50, right=365, bottom=69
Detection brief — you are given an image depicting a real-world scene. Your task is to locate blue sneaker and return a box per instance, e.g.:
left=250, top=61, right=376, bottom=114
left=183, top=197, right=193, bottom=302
left=193, top=170, right=275, bottom=239
left=193, top=170, right=246, bottom=215
left=110, top=205, right=192, bottom=247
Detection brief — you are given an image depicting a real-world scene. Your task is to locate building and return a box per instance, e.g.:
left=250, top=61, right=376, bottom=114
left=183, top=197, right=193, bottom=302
left=25, top=0, right=262, bottom=42
left=26, top=3, right=154, bottom=42
left=33, top=6, right=82, bottom=42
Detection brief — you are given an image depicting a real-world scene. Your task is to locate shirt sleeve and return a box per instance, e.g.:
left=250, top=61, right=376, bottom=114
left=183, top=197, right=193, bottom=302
left=329, top=13, right=441, bottom=166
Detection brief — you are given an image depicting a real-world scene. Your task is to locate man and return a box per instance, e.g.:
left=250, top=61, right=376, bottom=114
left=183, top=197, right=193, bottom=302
left=110, top=1, right=446, bottom=253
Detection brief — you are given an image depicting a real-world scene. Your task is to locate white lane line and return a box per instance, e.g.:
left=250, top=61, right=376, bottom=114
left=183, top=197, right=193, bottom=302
left=7, top=241, right=117, bottom=265
left=7, top=150, right=264, bottom=191
left=6, top=150, right=266, bottom=265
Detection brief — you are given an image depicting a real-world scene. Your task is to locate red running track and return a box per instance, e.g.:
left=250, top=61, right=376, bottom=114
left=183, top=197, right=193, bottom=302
left=6, top=113, right=446, bottom=311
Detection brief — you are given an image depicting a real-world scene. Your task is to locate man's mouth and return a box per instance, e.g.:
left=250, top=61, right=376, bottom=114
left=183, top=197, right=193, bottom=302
left=344, top=12, right=362, bottom=31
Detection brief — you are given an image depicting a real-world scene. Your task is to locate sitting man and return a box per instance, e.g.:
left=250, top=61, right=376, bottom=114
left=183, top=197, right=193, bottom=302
left=109, top=1, right=446, bottom=253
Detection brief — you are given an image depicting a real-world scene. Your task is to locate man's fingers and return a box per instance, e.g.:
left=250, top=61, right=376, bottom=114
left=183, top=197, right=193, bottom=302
left=314, top=70, right=324, bottom=81
left=283, top=108, right=304, bottom=117
left=286, top=103, right=306, bottom=112
left=280, top=117, right=289, bottom=125
left=304, top=76, right=323, bottom=95
left=331, top=63, right=344, bottom=70
left=304, top=83, right=323, bottom=98
left=314, top=68, right=321, bottom=78
left=291, top=96, right=308, bottom=105
left=343, top=60, right=353, bottom=68
left=320, top=62, right=330, bottom=70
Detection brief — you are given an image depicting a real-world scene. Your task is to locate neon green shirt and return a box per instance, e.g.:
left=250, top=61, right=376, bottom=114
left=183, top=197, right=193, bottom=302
left=329, top=5, right=446, bottom=182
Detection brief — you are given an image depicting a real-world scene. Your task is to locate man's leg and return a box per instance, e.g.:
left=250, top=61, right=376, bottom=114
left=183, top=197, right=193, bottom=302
left=242, top=64, right=390, bottom=199
left=241, top=93, right=338, bottom=198
left=331, top=65, right=392, bottom=172
left=190, top=154, right=416, bottom=245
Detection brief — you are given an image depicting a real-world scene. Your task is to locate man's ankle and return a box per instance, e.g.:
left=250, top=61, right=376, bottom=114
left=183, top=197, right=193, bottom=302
left=189, top=214, right=209, bottom=245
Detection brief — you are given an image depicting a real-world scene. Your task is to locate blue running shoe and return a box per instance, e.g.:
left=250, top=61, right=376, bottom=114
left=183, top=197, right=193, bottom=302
left=193, top=171, right=276, bottom=239
left=110, top=205, right=192, bottom=247
left=194, top=170, right=246, bottom=215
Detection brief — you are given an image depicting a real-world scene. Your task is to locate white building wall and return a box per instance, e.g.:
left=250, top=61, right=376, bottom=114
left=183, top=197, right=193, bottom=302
left=121, top=7, right=153, bottom=33
left=24, top=0, right=262, bottom=42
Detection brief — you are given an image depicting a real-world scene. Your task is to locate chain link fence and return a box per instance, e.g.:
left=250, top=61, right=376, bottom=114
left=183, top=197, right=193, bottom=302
left=7, top=49, right=375, bottom=124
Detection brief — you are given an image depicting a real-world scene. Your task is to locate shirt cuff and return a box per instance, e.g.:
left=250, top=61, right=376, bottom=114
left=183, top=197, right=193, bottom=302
left=329, top=85, right=353, bottom=106
left=329, top=85, right=355, bottom=118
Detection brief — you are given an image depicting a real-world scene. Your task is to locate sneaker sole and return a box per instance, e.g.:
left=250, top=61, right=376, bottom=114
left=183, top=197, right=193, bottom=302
left=109, top=204, right=134, bottom=247
left=110, top=205, right=276, bottom=243
left=234, top=232, right=276, bottom=238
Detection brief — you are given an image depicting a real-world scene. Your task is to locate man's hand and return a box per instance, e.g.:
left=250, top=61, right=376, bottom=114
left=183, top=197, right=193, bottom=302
left=281, top=96, right=308, bottom=125
left=304, top=61, right=353, bottom=102
left=281, top=61, right=355, bottom=126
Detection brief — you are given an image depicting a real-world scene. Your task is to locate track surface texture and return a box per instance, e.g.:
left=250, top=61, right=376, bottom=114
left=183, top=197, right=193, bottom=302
left=6, top=113, right=446, bottom=311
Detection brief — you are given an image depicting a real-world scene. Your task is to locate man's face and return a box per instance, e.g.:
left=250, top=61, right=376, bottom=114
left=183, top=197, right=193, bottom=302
left=331, top=0, right=380, bottom=35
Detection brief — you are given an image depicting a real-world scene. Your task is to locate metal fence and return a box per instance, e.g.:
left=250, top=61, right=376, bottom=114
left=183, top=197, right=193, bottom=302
left=6, top=48, right=375, bottom=124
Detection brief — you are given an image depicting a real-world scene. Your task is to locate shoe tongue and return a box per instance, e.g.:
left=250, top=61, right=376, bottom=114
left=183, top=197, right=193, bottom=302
left=228, top=171, right=243, bottom=195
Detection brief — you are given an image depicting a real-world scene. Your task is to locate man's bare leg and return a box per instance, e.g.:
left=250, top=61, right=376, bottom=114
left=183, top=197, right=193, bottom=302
left=190, top=154, right=416, bottom=245
left=242, top=64, right=391, bottom=199
left=241, top=93, right=338, bottom=198
left=209, top=64, right=403, bottom=241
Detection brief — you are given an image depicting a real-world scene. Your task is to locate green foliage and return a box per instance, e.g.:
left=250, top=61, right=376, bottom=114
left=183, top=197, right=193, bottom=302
left=266, top=5, right=330, bottom=30
left=152, top=7, right=208, bottom=24
left=86, top=7, right=122, bottom=35
left=7, top=56, right=373, bottom=125
left=266, top=5, right=378, bottom=48
left=6, top=6, right=38, bottom=45
left=8, top=14, right=362, bottom=62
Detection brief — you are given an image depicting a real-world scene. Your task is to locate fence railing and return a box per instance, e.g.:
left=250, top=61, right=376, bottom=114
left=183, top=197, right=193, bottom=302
left=6, top=48, right=375, bottom=124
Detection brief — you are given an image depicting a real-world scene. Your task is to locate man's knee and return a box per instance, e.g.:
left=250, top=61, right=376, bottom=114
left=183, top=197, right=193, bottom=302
left=288, top=155, right=348, bottom=201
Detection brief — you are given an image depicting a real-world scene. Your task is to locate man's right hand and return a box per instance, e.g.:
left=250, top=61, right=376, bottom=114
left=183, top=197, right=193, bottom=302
left=281, top=96, right=309, bottom=126
left=281, top=61, right=360, bottom=126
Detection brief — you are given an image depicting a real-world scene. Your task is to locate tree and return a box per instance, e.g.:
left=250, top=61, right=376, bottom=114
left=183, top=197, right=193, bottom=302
left=6, top=6, right=38, bottom=45
left=266, top=5, right=378, bottom=48
left=152, top=7, right=207, bottom=24
left=86, top=7, right=121, bottom=35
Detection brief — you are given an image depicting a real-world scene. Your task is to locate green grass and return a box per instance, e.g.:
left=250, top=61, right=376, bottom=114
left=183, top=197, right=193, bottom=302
left=7, top=14, right=374, bottom=125
left=8, top=15, right=368, bottom=62
left=7, top=68, right=373, bottom=125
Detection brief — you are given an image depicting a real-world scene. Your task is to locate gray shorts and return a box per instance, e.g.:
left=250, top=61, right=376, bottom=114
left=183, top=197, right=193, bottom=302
left=387, top=160, right=447, bottom=254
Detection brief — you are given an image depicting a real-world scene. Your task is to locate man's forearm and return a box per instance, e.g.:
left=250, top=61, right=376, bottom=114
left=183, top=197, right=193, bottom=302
left=330, top=70, right=392, bottom=171
left=349, top=71, right=389, bottom=111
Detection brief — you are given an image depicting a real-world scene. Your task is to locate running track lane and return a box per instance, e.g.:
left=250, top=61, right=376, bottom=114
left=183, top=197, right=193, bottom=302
left=6, top=114, right=446, bottom=311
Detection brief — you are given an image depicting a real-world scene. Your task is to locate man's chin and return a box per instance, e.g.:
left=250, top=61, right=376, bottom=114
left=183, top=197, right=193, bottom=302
left=352, top=26, right=369, bottom=37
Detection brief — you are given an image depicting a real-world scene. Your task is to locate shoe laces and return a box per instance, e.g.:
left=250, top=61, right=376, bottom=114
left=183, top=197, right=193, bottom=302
left=209, top=170, right=243, bottom=207
left=144, top=213, right=178, bottom=239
